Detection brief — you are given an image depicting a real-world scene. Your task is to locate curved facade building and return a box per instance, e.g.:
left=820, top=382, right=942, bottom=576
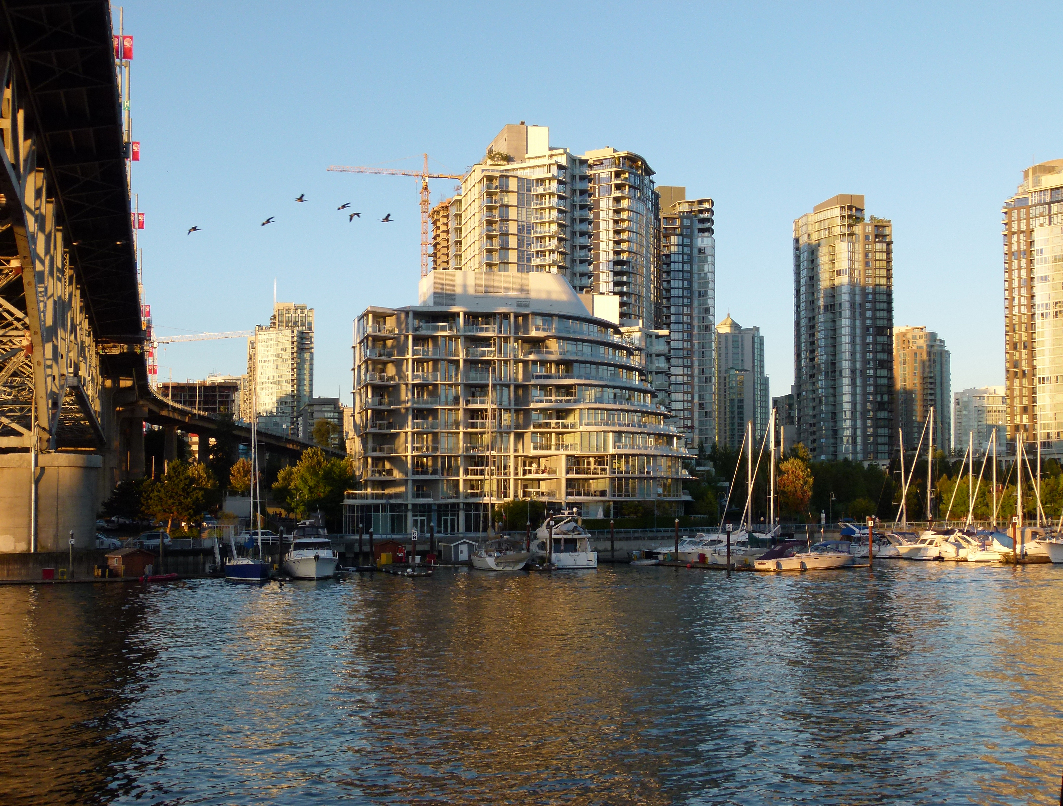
left=346, top=271, right=692, bottom=537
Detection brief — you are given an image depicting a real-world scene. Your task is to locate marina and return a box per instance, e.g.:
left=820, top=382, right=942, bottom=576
left=3, top=562, right=1063, bottom=805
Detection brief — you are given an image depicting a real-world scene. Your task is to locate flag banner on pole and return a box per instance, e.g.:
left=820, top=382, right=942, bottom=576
left=113, top=36, right=120, bottom=59
left=131, top=141, right=140, bottom=161
left=122, top=36, right=133, bottom=60
left=137, top=213, right=145, bottom=230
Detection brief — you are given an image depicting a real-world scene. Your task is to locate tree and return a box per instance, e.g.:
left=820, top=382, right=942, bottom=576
left=847, top=497, right=876, bottom=521
left=312, top=418, right=342, bottom=449
left=494, top=499, right=546, bottom=531
left=270, top=447, right=355, bottom=527
left=189, top=462, right=222, bottom=514
left=100, top=479, right=146, bottom=520
left=141, top=460, right=203, bottom=533
left=230, top=458, right=253, bottom=495
left=778, top=457, right=814, bottom=520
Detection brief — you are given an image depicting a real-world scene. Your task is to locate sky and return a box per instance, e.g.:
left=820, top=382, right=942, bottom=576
left=122, top=0, right=1063, bottom=405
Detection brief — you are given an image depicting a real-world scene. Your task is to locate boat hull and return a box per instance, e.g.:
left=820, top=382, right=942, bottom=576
left=225, top=559, right=271, bottom=581
left=754, top=553, right=854, bottom=572
left=282, top=554, right=338, bottom=579
left=1044, top=540, right=1063, bottom=564
left=548, top=551, right=598, bottom=569
left=471, top=552, right=529, bottom=571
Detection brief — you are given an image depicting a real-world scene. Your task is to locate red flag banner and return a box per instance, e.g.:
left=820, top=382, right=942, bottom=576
left=130, top=141, right=140, bottom=161
left=113, top=36, right=120, bottom=59
left=137, top=213, right=145, bottom=230
left=121, top=36, right=133, bottom=60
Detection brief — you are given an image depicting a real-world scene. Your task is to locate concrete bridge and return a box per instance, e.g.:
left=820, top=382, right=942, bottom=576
left=0, top=2, right=332, bottom=555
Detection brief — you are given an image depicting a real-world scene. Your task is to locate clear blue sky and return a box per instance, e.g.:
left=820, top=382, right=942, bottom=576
left=122, top=0, right=1062, bottom=405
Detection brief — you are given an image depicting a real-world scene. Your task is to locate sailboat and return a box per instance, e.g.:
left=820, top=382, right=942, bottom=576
left=226, top=381, right=271, bottom=582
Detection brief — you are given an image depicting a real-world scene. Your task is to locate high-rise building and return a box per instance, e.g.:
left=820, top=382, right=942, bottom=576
left=893, top=326, right=951, bottom=453
left=1003, top=160, right=1063, bottom=454
left=158, top=375, right=242, bottom=419
left=243, top=302, right=314, bottom=437
left=347, top=270, right=691, bottom=536
left=953, top=386, right=1006, bottom=456
left=301, top=397, right=343, bottom=449
left=773, top=388, right=797, bottom=454
left=658, top=187, right=715, bottom=449
left=714, top=315, right=769, bottom=451
left=793, top=194, right=894, bottom=461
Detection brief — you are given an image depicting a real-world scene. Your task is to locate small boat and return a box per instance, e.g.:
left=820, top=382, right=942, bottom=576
left=906, top=531, right=959, bottom=561
left=753, top=540, right=855, bottom=572
left=629, top=550, right=660, bottom=566
left=225, top=556, right=271, bottom=582
left=532, top=512, right=597, bottom=569
left=471, top=538, right=530, bottom=571
left=851, top=536, right=901, bottom=559
left=1044, top=536, right=1063, bottom=564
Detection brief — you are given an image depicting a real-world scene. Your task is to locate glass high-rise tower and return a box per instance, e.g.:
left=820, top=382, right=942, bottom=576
left=793, top=194, right=894, bottom=461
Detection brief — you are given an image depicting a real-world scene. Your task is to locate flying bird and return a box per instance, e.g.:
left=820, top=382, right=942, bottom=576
left=337, top=202, right=350, bottom=210
left=187, top=226, right=201, bottom=235
left=381, top=213, right=392, bottom=222
left=261, top=217, right=275, bottom=226
left=348, top=212, right=361, bottom=221
left=295, top=194, right=306, bottom=203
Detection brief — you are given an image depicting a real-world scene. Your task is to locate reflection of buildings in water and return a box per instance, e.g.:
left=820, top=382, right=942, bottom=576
left=981, top=565, right=1063, bottom=803
left=346, top=571, right=677, bottom=804
left=0, top=585, right=155, bottom=804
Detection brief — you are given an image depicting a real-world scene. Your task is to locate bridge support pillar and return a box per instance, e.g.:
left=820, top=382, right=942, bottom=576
left=163, top=427, right=179, bottom=465
left=197, top=434, right=210, bottom=464
left=0, top=454, right=102, bottom=552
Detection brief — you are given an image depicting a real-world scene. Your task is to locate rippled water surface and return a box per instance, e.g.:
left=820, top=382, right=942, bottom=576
left=2, top=563, right=1063, bottom=804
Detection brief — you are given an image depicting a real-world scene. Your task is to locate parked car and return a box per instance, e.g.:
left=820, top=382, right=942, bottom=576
left=133, top=531, right=172, bottom=549
left=95, top=534, right=122, bottom=550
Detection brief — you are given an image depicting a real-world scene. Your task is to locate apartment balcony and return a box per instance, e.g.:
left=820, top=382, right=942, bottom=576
left=367, top=398, right=396, bottom=408
left=411, top=397, right=440, bottom=407
left=525, top=489, right=559, bottom=501
left=464, top=373, right=491, bottom=383
left=465, top=420, right=491, bottom=430
left=532, top=421, right=578, bottom=430
left=462, top=324, right=497, bottom=334
left=412, top=347, right=456, bottom=358
left=367, top=421, right=395, bottom=432
left=464, top=466, right=491, bottom=477
left=413, top=322, right=453, bottom=334
left=411, top=372, right=440, bottom=383
left=530, top=396, right=577, bottom=405
left=412, top=420, right=440, bottom=431
left=365, top=372, right=400, bottom=384
left=366, top=468, right=396, bottom=478
left=366, top=348, right=398, bottom=359
left=464, top=396, right=488, bottom=406
left=367, top=445, right=398, bottom=456
left=465, top=347, right=496, bottom=358
left=519, top=466, right=556, bottom=477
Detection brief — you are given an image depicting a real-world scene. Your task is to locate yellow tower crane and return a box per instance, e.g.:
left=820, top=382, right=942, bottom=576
left=327, top=154, right=463, bottom=277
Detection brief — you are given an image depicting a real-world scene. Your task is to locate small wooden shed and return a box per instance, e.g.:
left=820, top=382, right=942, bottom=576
left=439, top=539, right=477, bottom=565
left=106, top=547, right=155, bottom=578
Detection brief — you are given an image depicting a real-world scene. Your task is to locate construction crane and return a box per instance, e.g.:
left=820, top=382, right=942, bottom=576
left=327, top=154, right=463, bottom=277
left=155, top=331, right=254, bottom=344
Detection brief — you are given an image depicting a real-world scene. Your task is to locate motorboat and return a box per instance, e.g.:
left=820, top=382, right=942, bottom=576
left=839, top=522, right=869, bottom=540
left=283, top=537, right=338, bottom=579
left=906, top=531, right=961, bottom=561
left=629, top=550, right=660, bottom=566
left=963, top=532, right=1013, bottom=563
left=532, top=513, right=597, bottom=569
left=1043, top=536, right=1063, bottom=564
left=471, top=538, right=530, bottom=571
left=850, top=536, right=901, bottom=559
left=753, top=540, right=855, bottom=572
left=673, top=533, right=725, bottom=563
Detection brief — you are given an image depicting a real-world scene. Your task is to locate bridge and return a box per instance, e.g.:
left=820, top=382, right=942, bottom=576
left=0, top=1, right=330, bottom=554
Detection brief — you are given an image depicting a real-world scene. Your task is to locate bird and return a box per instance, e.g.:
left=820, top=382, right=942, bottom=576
left=261, top=217, right=275, bottom=226
left=337, top=202, right=350, bottom=210
left=348, top=212, right=361, bottom=221
left=381, top=213, right=392, bottom=222
left=295, top=194, right=306, bottom=203
left=187, top=226, right=201, bottom=235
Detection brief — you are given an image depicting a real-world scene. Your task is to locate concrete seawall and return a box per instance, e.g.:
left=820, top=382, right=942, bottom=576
left=0, top=549, right=215, bottom=581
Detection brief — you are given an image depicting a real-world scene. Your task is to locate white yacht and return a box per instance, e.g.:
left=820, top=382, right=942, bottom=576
left=282, top=523, right=338, bottom=579
left=532, top=513, right=597, bottom=569
left=851, top=536, right=901, bottom=559
left=1044, top=537, right=1063, bottom=564
left=966, top=532, right=1015, bottom=563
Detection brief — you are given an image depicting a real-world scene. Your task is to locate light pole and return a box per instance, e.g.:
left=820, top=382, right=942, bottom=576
left=829, top=493, right=836, bottom=529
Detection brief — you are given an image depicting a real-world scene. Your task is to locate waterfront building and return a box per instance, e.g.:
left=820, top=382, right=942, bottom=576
left=1004, top=160, right=1063, bottom=454
left=300, top=397, right=344, bottom=449
left=953, top=386, right=1006, bottom=456
left=893, top=326, right=951, bottom=453
left=346, top=270, right=692, bottom=537
left=157, top=375, right=242, bottom=419
left=341, top=404, right=355, bottom=457
left=658, top=187, right=716, bottom=450
left=620, top=326, right=671, bottom=416
left=243, top=302, right=314, bottom=437
left=714, top=315, right=769, bottom=451
left=793, top=194, right=894, bottom=461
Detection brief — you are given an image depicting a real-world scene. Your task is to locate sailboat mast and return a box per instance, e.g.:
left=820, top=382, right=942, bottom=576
left=1017, top=437, right=1023, bottom=530
left=968, top=431, right=974, bottom=525
left=992, top=429, right=998, bottom=528
left=745, top=420, right=752, bottom=531
left=898, top=428, right=907, bottom=527
left=927, top=407, right=934, bottom=525
left=769, top=408, right=776, bottom=533
left=1037, top=436, right=1042, bottom=527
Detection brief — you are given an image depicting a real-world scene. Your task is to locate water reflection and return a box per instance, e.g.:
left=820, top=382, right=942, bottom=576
left=1, top=564, right=1063, bottom=804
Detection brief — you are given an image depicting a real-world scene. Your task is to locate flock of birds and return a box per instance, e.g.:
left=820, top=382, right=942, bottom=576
left=186, top=194, right=392, bottom=235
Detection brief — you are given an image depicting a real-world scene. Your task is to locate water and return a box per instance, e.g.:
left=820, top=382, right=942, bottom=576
left=1, top=563, right=1062, bottom=805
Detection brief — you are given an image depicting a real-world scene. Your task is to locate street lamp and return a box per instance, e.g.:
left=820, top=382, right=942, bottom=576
left=829, top=492, right=836, bottom=527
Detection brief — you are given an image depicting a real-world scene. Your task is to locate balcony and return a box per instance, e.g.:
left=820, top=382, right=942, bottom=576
left=465, top=347, right=496, bottom=358
left=412, top=420, right=440, bottom=431
left=411, top=397, right=439, bottom=407
left=463, top=324, right=497, bottom=334
left=366, top=372, right=399, bottom=384
left=367, top=468, right=395, bottom=478
left=466, top=420, right=491, bottom=430
left=532, top=420, right=578, bottom=430
left=411, top=372, right=440, bottom=383
left=414, top=323, right=453, bottom=334
left=367, top=445, right=397, bottom=455
left=366, top=348, right=398, bottom=359
left=367, top=421, right=395, bottom=432
left=464, top=396, right=488, bottom=406
left=464, top=373, right=491, bottom=383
